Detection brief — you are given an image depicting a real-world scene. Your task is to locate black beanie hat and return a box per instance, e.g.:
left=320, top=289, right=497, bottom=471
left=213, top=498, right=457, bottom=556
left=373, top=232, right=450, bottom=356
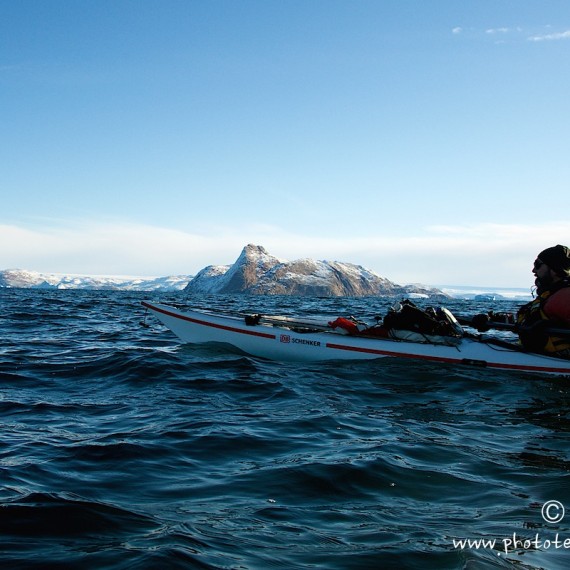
left=538, top=244, right=570, bottom=277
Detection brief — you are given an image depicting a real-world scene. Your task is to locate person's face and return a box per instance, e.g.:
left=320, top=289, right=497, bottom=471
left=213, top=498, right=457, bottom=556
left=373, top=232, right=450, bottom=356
left=533, top=258, right=557, bottom=289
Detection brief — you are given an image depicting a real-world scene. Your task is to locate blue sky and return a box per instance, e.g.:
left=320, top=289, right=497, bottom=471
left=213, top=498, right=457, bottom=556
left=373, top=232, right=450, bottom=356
left=1, top=0, right=569, bottom=287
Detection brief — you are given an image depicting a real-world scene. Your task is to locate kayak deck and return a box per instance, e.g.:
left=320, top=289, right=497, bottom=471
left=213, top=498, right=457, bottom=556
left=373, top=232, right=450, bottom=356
left=142, top=302, right=570, bottom=376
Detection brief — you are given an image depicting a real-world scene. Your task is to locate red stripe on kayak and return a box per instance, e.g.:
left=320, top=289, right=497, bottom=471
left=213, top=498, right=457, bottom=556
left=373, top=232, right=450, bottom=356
left=143, top=302, right=276, bottom=339
left=325, top=342, right=570, bottom=374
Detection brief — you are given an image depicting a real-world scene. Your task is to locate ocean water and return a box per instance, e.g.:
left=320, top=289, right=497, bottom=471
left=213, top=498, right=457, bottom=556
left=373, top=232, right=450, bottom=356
left=1, top=289, right=569, bottom=570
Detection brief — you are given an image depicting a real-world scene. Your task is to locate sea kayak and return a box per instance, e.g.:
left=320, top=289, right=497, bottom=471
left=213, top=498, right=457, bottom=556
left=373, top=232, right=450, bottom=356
left=142, top=301, right=570, bottom=376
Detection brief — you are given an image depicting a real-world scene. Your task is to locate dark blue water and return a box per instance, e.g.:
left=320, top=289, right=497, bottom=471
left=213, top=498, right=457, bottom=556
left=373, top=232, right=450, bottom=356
left=1, top=289, right=569, bottom=569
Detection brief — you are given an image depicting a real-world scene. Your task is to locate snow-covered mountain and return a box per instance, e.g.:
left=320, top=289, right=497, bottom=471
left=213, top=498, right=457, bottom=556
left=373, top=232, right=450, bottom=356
left=438, top=285, right=533, bottom=301
left=185, top=244, right=447, bottom=298
left=1, top=245, right=452, bottom=298
left=0, top=269, right=192, bottom=291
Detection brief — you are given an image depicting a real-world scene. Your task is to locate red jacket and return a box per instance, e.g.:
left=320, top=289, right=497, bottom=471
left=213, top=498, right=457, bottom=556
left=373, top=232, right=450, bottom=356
left=543, top=286, right=570, bottom=324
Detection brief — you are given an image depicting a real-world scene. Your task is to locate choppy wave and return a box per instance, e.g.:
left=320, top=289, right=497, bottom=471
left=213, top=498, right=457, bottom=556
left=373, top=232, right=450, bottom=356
left=1, top=289, right=569, bottom=569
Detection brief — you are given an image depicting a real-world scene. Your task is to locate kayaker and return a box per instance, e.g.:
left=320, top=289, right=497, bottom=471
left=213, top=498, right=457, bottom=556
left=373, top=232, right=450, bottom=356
left=516, top=244, right=570, bottom=358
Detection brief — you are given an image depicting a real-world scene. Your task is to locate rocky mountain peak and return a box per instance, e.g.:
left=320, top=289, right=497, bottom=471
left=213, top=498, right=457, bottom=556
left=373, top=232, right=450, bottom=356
left=184, top=245, right=447, bottom=298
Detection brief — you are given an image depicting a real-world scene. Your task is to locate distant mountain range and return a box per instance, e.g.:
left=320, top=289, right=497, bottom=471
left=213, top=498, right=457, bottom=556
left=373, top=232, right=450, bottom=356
left=0, top=269, right=191, bottom=291
left=1, top=244, right=530, bottom=300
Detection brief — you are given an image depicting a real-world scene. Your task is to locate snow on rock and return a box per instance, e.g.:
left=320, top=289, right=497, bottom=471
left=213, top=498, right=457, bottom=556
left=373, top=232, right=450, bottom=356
left=184, top=244, right=447, bottom=298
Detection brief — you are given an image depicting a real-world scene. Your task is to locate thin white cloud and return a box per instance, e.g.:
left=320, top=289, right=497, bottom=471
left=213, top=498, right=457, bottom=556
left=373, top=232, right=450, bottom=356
left=0, top=222, right=224, bottom=277
left=528, top=30, right=570, bottom=41
left=486, top=27, right=510, bottom=34
left=451, top=25, right=570, bottom=43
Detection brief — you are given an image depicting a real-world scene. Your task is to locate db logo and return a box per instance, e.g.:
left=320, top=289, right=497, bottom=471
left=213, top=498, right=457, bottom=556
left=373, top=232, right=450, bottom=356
left=280, top=334, right=291, bottom=343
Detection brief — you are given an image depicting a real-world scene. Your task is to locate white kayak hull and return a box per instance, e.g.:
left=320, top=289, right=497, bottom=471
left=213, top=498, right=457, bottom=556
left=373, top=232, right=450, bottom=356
left=142, top=302, right=570, bottom=376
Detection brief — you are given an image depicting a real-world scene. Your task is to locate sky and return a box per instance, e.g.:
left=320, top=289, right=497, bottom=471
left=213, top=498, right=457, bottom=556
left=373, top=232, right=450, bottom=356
left=1, top=0, right=569, bottom=288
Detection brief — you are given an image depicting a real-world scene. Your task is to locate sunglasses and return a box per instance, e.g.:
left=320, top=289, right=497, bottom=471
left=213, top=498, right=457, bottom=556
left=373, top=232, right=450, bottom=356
left=534, top=259, right=545, bottom=270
